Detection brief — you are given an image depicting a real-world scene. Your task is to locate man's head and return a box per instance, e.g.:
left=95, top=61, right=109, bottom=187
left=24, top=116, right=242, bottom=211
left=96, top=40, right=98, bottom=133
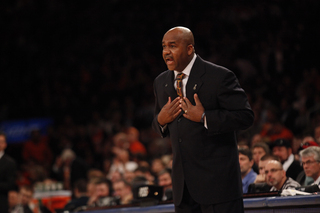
left=8, top=190, right=19, bottom=209
left=265, top=160, right=286, bottom=190
left=113, top=179, right=132, bottom=200
left=272, top=139, right=292, bottom=163
left=238, top=148, right=254, bottom=178
left=95, top=178, right=112, bottom=199
left=162, top=26, right=195, bottom=72
left=126, top=127, right=139, bottom=143
left=252, top=142, right=270, bottom=165
left=158, top=168, right=172, bottom=192
left=73, top=179, right=88, bottom=198
left=19, top=185, right=34, bottom=206
left=0, top=131, right=7, bottom=152
left=299, top=146, right=320, bottom=181
left=259, top=154, right=280, bottom=175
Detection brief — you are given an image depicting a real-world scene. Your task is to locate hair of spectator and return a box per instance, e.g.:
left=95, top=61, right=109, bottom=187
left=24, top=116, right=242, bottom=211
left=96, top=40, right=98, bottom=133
left=238, top=147, right=253, bottom=161
left=300, top=146, right=320, bottom=162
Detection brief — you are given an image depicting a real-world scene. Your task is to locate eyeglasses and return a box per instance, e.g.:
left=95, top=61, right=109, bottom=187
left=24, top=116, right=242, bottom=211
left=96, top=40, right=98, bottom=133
left=264, top=168, right=282, bottom=175
left=301, top=160, right=320, bottom=166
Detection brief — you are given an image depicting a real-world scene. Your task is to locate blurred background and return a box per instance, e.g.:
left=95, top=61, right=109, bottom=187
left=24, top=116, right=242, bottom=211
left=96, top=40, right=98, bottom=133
left=1, top=0, right=320, bottom=194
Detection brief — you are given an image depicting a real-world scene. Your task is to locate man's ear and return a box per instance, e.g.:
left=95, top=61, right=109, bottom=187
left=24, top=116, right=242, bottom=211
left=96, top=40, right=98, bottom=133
left=187, top=44, right=194, bottom=55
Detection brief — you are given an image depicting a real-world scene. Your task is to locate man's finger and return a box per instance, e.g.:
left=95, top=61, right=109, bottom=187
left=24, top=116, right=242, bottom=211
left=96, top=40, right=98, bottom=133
left=194, top=93, right=202, bottom=106
left=183, top=97, right=192, bottom=106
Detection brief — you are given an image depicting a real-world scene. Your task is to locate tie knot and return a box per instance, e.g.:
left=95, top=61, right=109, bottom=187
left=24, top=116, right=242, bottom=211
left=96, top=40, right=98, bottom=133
left=176, top=73, right=185, bottom=80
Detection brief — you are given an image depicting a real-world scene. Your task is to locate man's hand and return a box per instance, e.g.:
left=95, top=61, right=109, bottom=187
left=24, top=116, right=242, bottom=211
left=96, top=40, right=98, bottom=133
left=157, top=97, right=182, bottom=126
left=181, top=94, right=204, bottom=122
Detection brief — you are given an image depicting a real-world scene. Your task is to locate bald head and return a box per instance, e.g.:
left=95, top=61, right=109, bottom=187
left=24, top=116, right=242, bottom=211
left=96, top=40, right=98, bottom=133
left=162, top=26, right=195, bottom=71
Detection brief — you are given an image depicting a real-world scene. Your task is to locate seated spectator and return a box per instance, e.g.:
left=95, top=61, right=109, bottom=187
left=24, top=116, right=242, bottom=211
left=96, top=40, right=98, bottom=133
left=252, top=142, right=270, bottom=173
left=238, top=148, right=257, bottom=193
left=134, top=166, right=155, bottom=185
left=157, top=168, right=172, bottom=201
left=126, top=127, right=147, bottom=156
left=11, top=185, right=51, bottom=213
left=8, top=190, right=19, bottom=213
left=265, top=160, right=301, bottom=191
left=271, top=138, right=303, bottom=180
left=87, top=177, right=116, bottom=207
left=299, top=146, right=320, bottom=187
left=63, top=179, right=89, bottom=212
left=255, top=154, right=279, bottom=183
left=113, top=179, right=133, bottom=205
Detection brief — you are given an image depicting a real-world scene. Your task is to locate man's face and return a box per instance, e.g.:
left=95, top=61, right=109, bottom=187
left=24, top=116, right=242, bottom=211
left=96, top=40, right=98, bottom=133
left=239, top=153, right=253, bottom=175
left=258, top=159, right=269, bottom=175
left=272, top=146, right=290, bottom=162
left=19, top=188, right=33, bottom=206
left=265, top=162, right=285, bottom=187
left=0, top=135, right=7, bottom=152
left=95, top=183, right=109, bottom=198
left=252, top=147, right=266, bottom=164
left=158, top=172, right=172, bottom=191
left=301, top=155, right=320, bottom=180
left=113, top=181, right=130, bottom=199
left=162, top=29, right=192, bottom=72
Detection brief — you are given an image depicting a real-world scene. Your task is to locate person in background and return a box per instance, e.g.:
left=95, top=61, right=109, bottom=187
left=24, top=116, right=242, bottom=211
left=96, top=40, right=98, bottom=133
left=126, top=126, right=147, bottom=157
left=87, top=177, right=116, bottom=207
left=0, top=131, right=17, bottom=213
left=254, top=154, right=280, bottom=184
left=63, top=179, right=89, bottom=212
left=113, top=179, right=133, bottom=205
left=157, top=168, right=173, bottom=201
left=239, top=147, right=257, bottom=193
left=8, top=190, right=19, bottom=213
left=252, top=142, right=270, bottom=173
left=265, top=160, right=300, bottom=191
left=271, top=138, right=303, bottom=180
left=299, top=146, right=320, bottom=187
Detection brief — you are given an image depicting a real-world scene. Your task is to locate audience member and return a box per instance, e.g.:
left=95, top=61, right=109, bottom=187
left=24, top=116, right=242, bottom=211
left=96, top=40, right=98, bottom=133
left=11, top=185, right=51, bottom=213
left=265, top=160, right=301, bottom=191
left=252, top=142, right=270, bottom=168
left=157, top=168, right=173, bottom=201
left=0, top=132, right=17, bottom=213
left=63, top=179, right=89, bottom=212
left=87, top=177, right=116, bottom=207
left=315, top=126, right=320, bottom=145
left=8, top=190, right=19, bottom=213
left=126, top=126, right=147, bottom=157
left=271, top=138, right=303, bottom=180
left=134, top=166, right=155, bottom=185
left=238, top=148, right=257, bottom=193
left=113, top=179, right=133, bottom=205
left=299, top=146, right=320, bottom=187
left=151, top=158, right=165, bottom=177
left=254, top=154, right=279, bottom=184
left=22, top=129, right=53, bottom=169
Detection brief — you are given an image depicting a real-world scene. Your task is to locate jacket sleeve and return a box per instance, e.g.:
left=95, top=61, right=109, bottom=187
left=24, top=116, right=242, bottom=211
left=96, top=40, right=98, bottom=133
left=205, top=70, right=254, bottom=135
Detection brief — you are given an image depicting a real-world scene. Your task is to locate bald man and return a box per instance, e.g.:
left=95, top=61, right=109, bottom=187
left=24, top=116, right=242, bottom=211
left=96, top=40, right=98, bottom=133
left=152, top=26, right=254, bottom=213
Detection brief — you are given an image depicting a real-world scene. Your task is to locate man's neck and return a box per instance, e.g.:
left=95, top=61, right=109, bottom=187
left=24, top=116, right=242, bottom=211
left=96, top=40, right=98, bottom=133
left=275, top=177, right=287, bottom=190
left=241, top=169, right=251, bottom=179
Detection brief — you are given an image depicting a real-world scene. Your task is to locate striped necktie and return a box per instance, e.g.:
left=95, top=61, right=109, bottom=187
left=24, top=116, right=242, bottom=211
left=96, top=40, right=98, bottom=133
left=176, top=73, right=185, bottom=98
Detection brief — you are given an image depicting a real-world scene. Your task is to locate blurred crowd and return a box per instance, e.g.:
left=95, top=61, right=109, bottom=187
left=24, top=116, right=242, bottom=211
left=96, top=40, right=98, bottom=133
left=1, top=0, right=320, bottom=212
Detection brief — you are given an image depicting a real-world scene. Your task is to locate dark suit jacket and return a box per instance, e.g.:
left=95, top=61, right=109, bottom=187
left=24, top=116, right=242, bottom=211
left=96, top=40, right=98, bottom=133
left=152, top=55, right=254, bottom=205
left=0, top=154, right=17, bottom=212
left=286, top=160, right=303, bottom=181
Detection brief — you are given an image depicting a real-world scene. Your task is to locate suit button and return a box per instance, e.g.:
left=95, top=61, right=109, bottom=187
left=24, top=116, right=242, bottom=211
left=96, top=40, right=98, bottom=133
left=179, top=138, right=182, bottom=143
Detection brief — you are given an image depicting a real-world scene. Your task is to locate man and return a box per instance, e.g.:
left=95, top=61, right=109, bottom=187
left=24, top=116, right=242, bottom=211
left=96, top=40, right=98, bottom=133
left=126, top=126, right=147, bottom=157
left=238, top=148, right=257, bottom=193
left=158, top=168, right=173, bottom=201
left=113, top=179, right=133, bottom=205
left=11, top=185, right=51, bottom=213
left=63, top=179, right=89, bottom=212
left=252, top=142, right=270, bottom=169
left=0, top=132, right=17, bottom=213
left=152, top=26, right=254, bottom=212
left=87, top=177, right=116, bottom=207
left=254, top=154, right=279, bottom=183
left=299, top=146, right=320, bottom=186
left=265, top=160, right=300, bottom=191
left=271, top=138, right=303, bottom=180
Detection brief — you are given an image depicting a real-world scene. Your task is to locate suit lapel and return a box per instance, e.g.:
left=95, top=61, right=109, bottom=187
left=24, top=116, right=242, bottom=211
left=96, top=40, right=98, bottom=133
left=186, top=56, right=205, bottom=104
left=164, top=70, right=177, bottom=99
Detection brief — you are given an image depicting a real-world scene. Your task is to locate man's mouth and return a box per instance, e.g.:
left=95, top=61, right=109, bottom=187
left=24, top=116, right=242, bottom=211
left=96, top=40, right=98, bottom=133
left=165, top=57, right=174, bottom=64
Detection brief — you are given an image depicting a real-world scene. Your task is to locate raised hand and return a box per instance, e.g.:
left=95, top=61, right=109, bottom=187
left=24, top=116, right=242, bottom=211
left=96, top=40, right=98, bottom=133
left=180, top=93, right=204, bottom=122
left=157, top=97, right=182, bottom=126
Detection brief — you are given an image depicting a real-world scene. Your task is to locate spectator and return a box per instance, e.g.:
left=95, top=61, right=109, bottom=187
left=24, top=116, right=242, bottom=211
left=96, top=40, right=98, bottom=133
left=11, top=185, right=51, bottom=213
left=265, top=160, right=301, bottom=191
left=51, top=148, right=88, bottom=190
left=238, top=148, right=257, bottom=193
left=271, top=138, right=303, bottom=180
left=255, top=154, right=279, bottom=184
left=157, top=168, right=173, bottom=201
left=252, top=142, right=270, bottom=168
left=0, top=132, right=17, bottom=213
left=113, top=179, right=133, bottom=205
left=22, top=129, right=53, bottom=170
left=151, top=158, right=165, bottom=177
left=126, top=126, right=147, bottom=157
left=314, top=126, right=320, bottom=145
left=134, top=166, right=155, bottom=185
left=8, top=190, right=19, bottom=213
left=63, top=179, right=89, bottom=212
left=299, top=146, right=320, bottom=187
left=87, top=177, right=116, bottom=207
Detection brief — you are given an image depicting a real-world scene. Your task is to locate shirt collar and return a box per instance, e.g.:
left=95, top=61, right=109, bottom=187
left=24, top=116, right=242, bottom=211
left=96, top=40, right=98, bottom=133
left=0, top=150, right=4, bottom=159
left=313, top=176, right=320, bottom=185
left=174, top=54, right=197, bottom=79
left=282, top=154, right=294, bottom=171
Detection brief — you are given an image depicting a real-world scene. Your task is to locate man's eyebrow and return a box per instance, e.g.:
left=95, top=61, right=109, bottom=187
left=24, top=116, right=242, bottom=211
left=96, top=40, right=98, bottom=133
left=162, top=41, right=177, bottom=44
